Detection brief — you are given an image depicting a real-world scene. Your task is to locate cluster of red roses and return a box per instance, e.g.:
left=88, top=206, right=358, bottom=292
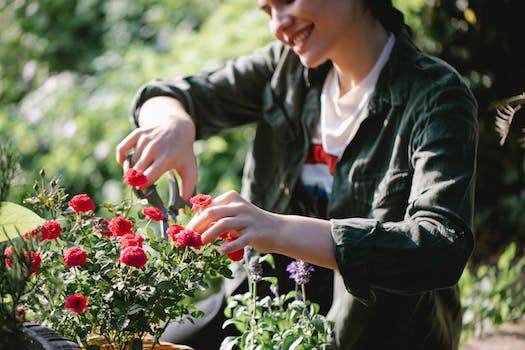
left=4, top=168, right=245, bottom=316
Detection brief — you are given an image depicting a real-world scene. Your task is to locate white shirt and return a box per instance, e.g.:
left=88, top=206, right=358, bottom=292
left=300, top=34, right=395, bottom=199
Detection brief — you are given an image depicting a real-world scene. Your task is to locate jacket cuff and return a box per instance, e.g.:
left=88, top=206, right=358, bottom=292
left=330, top=217, right=378, bottom=306
left=129, top=78, right=195, bottom=128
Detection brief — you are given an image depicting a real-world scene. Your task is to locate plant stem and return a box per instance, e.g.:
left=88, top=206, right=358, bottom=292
left=301, top=284, right=306, bottom=306
left=247, top=279, right=257, bottom=350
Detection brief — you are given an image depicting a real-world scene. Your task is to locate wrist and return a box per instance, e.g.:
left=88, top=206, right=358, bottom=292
left=138, top=96, right=195, bottom=131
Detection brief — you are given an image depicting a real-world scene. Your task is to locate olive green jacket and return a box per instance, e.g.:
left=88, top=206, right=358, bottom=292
left=131, top=27, right=478, bottom=350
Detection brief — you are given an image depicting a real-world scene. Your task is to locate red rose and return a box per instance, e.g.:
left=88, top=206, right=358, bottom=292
left=108, top=216, right=133, bottom=236
left=68, top=194, right=96, bottom=213
left=24, top=251, right=41, bottom=274
left=65, top=294, right=88, bottom=314
left=41, top=220, right=62, bottom=240
left=227, top=249, right=244, bottom=262
left=4, top=247, right=41, bottom=274
left=120, top=246, right=148, bottom=269
left=190, top=232, right=203, bottom=249
left=95, top=219, right=112, bottom=237
left=223, top=234, right=243, bottom=261
left=23, top=228, right=39, bottom=240
left=142, top=207, right=164, bottom=222
left=4, top=246, right=14, bottom=268
left=63, top=247, right=87, bottom=268
left=167, top=224, right=185, bottom=241
left=119, top=233, right=144, bottom=249
left=189, top=194, right=212, bottom=212
left=123, top=169, right=148, bottom=188
left=220, top=231, right=239, bottom=241
left=16, top=306, right=26, bottom=320
left=174, top=229, right=203, bottom=249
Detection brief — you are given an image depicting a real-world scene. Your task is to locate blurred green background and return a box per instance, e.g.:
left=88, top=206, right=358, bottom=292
left=1, top=0, right=524, bottom=341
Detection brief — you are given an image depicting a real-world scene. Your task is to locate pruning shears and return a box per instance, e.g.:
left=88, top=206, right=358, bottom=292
left=124, top=153, right=190, bottom=239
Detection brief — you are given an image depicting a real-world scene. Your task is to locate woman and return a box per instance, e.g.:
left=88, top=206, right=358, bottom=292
left=117, top=0, right=478, bottom=348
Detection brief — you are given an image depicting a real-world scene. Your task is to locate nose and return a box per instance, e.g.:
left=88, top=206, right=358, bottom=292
left=269, top=9, right=293, bottom=39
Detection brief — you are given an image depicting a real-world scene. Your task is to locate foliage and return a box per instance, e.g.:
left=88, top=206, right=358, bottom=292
left=460, top=243, right=525, bottom=343
left=0, top=140, right=19, bottom=203
left=5, top=173, right=233, bottom=349
left=0, top=0, right=272, bottom=210
left=493, top=92, right=525, bottom=146
left=0, top=202, right=46, bottom=242
left=222, top=255, right=333, bottom=350
left=0, top=237, right=38, bottom=350
left=0, top=0, right=221, bottom=103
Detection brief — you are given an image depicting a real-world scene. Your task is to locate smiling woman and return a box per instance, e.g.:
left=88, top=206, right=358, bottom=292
left=117, top=0, right=478, bottom=348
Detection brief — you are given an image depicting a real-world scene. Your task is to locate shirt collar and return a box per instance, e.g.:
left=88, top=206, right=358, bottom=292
left=303, top=25, right=418, bottom=108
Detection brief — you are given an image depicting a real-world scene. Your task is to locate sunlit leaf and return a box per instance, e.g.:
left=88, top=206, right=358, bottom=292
left=0, top=202, right=45, bottom=242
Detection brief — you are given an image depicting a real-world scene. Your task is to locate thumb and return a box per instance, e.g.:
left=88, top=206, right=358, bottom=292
left=179, top=158, right=198, bottom=201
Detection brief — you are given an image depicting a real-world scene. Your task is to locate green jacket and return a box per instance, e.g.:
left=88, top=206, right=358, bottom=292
left=131, top=27, right=478, bottom=350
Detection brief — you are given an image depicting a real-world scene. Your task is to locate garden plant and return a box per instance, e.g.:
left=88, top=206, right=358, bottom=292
left=1, top=169, right=241, bottom=349
left=221, top=251, right=333, bottom=350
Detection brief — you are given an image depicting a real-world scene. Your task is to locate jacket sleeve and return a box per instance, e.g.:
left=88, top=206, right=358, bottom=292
left=130, top=41, right=285, bottom=139
left=330, top=81, right=478, bottom=306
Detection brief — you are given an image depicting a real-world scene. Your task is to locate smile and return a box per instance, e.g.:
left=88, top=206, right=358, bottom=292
left=291, top=25, right=314, bottom=53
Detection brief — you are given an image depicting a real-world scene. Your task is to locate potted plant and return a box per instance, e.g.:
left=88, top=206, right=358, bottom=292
left=2, top=169, right=239, bottom=350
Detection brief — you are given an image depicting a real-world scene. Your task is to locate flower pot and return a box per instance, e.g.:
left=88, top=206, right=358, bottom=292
left=21, top=323, right=80, bottom=350
left=86, top=335, right=194, bottom=350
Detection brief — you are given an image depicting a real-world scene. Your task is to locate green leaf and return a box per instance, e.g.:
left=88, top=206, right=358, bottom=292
left=289, top=336, right=304, bottom=350
left=220, top=336, right=239, bottom=350
left=497, top=243, right=516, bottom=270
left=0, top=202, right=45, bottom=242
left=128, top=304, right=143, bottom=316
left=261, top=276, right=278, bottom=286
left=258, top=253, right=275, bottom=269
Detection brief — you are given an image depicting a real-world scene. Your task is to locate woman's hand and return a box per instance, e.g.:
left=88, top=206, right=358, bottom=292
left=188, top=190, right=338, bottom=269
left=187, top=191, right=281, bottom=254
left=116, top=97, right=197, bottom=199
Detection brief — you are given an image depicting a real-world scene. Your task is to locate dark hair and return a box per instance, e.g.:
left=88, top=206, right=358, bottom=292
left=363, top=0, right=405, bottom=34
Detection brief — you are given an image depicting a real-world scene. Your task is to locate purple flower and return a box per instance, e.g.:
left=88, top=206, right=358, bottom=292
left=286, top=260, right=315, bottom=285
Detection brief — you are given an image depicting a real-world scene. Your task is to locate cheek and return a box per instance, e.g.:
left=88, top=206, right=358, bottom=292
left=268, top=20, right=284, bottom=42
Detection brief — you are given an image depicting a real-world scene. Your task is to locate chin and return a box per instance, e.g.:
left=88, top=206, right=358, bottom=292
left=298, top=54, right=326, bottom=69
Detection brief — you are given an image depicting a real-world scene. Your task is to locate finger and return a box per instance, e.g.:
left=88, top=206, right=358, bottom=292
left=188, top=203, right=245, bottom=233
left=200, top=216, right=248, bottom=244
left=179, top=159, right=198, bottom=201
left=116, top=129, right=142, bottom=164
left=221, top=232, right=251, bottom=253
left=143, top=161, right=165, bottom=187
left=130, top=135, right=150, bottom=166
left=213, top=190, right=243, bottom=206
left=133, top=142, right=157, bottom=172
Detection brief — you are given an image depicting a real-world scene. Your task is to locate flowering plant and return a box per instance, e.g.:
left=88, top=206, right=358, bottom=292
left=0, top=237, right=40, bottom=349
left=221, top=251, right=333, bottom=350
left=8, top=171, right=234, bottom=349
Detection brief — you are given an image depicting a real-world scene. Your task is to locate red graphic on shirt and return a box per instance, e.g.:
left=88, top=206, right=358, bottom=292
left=304, top=144, right=338, bottom=174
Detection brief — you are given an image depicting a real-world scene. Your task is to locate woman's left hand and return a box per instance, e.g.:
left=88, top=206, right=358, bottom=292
left=187, top=191, right=280, bottom=254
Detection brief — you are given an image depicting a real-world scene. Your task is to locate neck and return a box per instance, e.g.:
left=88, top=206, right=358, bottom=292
left=331, top=18, right=389, bottom=96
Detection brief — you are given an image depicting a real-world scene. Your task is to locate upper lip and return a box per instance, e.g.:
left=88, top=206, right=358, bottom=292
left=286, top=25, right=313, bottom=46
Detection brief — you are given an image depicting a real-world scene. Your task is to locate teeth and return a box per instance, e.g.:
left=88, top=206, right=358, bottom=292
left=293, top=28, right=311, bottom=47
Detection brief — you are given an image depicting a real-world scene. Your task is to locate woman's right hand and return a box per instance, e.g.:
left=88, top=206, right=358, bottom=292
left=116, top=96, right=198, bottom=200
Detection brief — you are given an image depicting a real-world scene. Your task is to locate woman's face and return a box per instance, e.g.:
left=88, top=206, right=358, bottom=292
left=258, top=0, right=364, bottom=68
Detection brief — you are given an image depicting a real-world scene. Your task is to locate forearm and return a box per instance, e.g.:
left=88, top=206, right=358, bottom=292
left=271, top=214, right=338, bottom=270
